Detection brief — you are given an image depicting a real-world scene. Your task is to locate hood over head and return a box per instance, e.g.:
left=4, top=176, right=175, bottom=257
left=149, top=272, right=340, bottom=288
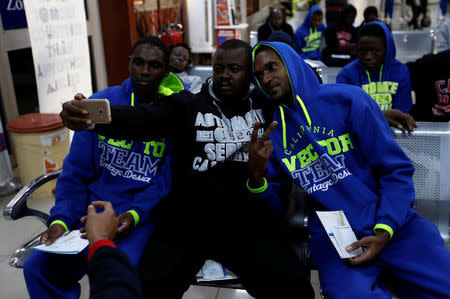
left=302, top=5, right=323, bottom=27
left=252, top=41, right=321, bottom=113
left=357, top=21, right=396, bottom=68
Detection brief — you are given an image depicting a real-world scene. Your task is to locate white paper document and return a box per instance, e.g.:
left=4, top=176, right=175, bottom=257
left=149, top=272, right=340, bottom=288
left=316, top=211, right=364, bottom=259
left=33, top=230, right=89, bottom=254
left=196, top=260, right=238, bottom=282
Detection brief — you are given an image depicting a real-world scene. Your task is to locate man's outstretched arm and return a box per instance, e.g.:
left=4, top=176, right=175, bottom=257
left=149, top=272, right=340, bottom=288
left=60, top=93, right=186, bottom=140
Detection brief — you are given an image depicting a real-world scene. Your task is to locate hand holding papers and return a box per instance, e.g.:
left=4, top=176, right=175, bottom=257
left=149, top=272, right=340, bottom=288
left=316, top=211, right=364, bottom=259
left=33, top=230, right=89, bottom=254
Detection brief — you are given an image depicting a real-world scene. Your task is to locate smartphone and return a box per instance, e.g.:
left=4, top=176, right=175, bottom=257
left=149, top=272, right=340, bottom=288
left=72, top=99, right=111, bottom=124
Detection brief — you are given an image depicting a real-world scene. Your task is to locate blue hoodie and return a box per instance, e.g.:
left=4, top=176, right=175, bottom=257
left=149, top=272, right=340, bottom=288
left=48, top=76, right=180, bottom=231
left=294, top=5, right=326, bottom=61
left=251, top=42, right=417, bottom=239
left=336, top=21, right=413, bottom=113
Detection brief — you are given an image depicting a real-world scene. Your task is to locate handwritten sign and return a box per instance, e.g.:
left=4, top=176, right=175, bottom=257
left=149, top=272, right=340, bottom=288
left=23, top=0, right=92, bottom=113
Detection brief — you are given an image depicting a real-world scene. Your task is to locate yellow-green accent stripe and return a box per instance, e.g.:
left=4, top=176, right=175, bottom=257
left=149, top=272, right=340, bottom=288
left=50, top=220, right=69, bottom=232
left=296, top=95, right=312, bottom=127
left=127, top=210, right=140, bottom=227
left=365, top=64, right=384, bottom=84
left=279, top=106, right=287, bottom=150
left=374, top=223, right=394, bottom=239
left=246, top=177, right=268, bottom=194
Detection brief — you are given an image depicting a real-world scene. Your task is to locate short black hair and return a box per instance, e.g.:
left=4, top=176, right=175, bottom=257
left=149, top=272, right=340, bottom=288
left=341, top=4, right=357, bottom=18
left=267, top=7, right=286, bottom=23
left=359, top=23, right=386, bottom=45
left=269, top=7, right=285, bottom=18
left=312, top=10, right=323, bottom=17
left=169, top=42, right=192, bottom=64
left=130, top=35, right=170, bottom=66
left=267, top=31, right=296, bottom=49
left=363, top=6, right=379, bottom=19
left=215, top=39, right=252, bottom=71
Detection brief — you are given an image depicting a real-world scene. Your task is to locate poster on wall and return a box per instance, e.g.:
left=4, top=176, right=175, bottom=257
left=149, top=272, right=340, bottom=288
left=23, top=0, right=92, bottom=113
left=216, top=0, right=231, bottom=26
left=216, top=29, right=240, bottom=46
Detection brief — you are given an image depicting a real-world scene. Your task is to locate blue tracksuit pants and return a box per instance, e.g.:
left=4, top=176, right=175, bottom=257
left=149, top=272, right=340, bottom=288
left=23, top=222, right=153, bottom=299
left=310, top=214, right=450, bottom=298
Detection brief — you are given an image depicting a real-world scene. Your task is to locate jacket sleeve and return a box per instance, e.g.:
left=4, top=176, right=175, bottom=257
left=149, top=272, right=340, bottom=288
left=48, top=130, right=98, bottom=229
left=294, top=28, right=306, bottom=53
left=247, top=155, right=291, bottom=219
left=285, top=23, right=295, bottom=39
left=126, top=146, right=172, bottom=225
left=191, top=77, right=204, bottom=94
left=392, top=65, right=413, bottom=113
left=350, top=89, right=415, bottom=236
left=88, top=246, right=142, bottom=299
left=335, top=68, right=352, bottom=84
left=94, top=94, right=187, bottom=141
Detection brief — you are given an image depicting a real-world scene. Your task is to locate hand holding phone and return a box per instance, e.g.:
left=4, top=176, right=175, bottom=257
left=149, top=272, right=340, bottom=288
left=71, top=99, right=111, bottom=124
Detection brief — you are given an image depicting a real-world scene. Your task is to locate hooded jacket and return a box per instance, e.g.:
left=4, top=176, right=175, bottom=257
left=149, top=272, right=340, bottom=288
left=294, top=5, right=326, bottom=61
left=336, top=21, right=413, bottom=113
left=250, top=41, right=417, bottom=239
left=48, top=74, right=182, bottom=231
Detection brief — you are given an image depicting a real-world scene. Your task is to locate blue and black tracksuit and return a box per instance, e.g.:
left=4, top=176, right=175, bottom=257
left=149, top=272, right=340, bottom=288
left=23, top=75, right=182, bottom=299
left=294, top=5, right=326, bottom=61
left=88, top=81, right=315, bottom=298
left=337, top=21, right=413, bottom=113
left=249, top=41, right=450, bottom=298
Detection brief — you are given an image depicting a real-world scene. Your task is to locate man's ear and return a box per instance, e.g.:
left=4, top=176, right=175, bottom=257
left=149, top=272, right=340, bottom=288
left=128, top=55, right=133, bottom=68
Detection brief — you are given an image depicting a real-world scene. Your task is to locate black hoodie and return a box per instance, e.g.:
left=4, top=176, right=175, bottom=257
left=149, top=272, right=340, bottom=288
left=94, top=81, right=277, bottom=230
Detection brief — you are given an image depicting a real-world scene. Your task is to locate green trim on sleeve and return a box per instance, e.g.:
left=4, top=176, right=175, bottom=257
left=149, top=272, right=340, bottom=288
left=373, top=223, right=394, bottom=239
left=50, top=220, right=69, bottom=232
left=246, top=177, right=268, bottom=194
left=127, top=210, right=140, bottom=227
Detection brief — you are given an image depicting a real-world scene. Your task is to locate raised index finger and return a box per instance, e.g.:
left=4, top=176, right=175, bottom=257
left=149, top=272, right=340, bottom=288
left=259, top=121, right=278, bottom=143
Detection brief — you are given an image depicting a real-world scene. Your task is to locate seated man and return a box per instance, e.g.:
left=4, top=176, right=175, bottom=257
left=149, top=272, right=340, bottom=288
left=257, top=7, right=294, bottom=42
left=23, top=36, right=183, bottom=299
left=321, top=4, right=357, bottom=67
left=356, top=6, right=379, bottom=32
left=294, top=5, right=326, bottom=61
left=248, top=41, right=450, bottom=298
left=336, top=21, right=413, bottom=113
left=166, top=42, right=203, bottom=93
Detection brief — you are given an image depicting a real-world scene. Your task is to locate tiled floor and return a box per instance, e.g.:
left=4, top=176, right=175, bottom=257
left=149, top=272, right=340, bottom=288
left=0, top=190, right=322, bottom=298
